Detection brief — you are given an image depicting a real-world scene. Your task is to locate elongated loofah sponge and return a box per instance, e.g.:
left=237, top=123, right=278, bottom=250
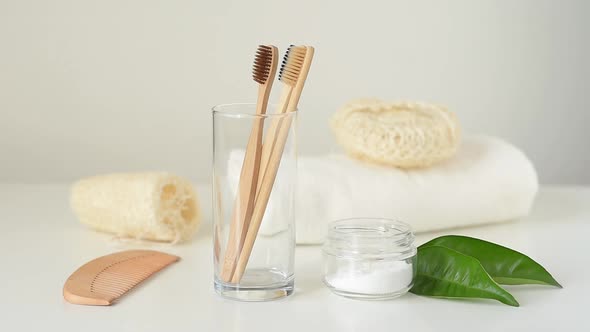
left=331, top=99, right=461, bottom=168
left=71, top=172, right=200, bottom=243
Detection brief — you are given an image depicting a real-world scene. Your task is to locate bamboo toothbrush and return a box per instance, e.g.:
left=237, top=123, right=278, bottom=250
left=220, top=45, right=278, bottom=282
left=256, top=45, right=308, bottom=193
left=231, top=46, right=315, bottom=283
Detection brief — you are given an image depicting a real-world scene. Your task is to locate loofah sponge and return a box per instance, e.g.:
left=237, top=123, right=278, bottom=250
left=71, top=172, right=200, bottom=243
left=330, top=99, right=461, bottom=168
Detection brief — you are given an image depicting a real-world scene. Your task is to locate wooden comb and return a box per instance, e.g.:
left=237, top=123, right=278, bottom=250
left=63, top=250, right=179, bottom=306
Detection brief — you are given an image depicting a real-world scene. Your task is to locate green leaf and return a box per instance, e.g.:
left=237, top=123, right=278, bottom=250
left=420, top=235, right=561, bottom=287
left=410, top=245, right=520, bottom=307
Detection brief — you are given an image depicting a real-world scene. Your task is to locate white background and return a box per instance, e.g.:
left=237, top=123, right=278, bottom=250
left=1, top=0, right=588, bottom=184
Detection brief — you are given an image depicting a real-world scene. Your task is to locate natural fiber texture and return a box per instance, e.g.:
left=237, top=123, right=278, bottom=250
left=331, top=99, right=461, bottom=168
left=71, top=172, right=200, bottom=243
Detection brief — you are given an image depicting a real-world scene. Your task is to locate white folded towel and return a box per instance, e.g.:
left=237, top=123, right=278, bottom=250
left=228, top=135, right=538, bottom=244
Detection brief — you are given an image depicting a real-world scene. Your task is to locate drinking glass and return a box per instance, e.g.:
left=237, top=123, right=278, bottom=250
left=212, top=103, right=297, bottom=301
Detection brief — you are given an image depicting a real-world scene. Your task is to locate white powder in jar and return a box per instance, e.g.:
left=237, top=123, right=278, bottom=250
left=325, top=260, right=414, bottom=295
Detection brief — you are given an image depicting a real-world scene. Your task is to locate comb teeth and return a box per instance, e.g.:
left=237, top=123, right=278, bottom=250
left=252, top=45, right=274, bottom=84
left=63, top=250, right=179, bottom=306
left=279, top=45, right=306, bottom=86
left=90, top=256, right=160, bottom=298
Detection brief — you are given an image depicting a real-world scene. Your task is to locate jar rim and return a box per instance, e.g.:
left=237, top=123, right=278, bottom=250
left=323, top=218, right=415, bottom=258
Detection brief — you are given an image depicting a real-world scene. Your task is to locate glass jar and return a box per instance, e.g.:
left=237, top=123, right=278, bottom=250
left=212, top=103, right=297, bottom=301
left=322, top=218, right=416, bottom=300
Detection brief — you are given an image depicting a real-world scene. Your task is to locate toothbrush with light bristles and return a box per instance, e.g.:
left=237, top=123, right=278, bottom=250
left=255, top=45, right=308, bottom=192
left=231, top=45, right=315, bottom=283
left=220, top=45, right=278, bottom=282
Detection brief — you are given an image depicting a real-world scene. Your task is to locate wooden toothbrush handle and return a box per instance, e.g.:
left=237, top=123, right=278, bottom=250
left=231, top=114, right=294, bottom=283
left=256, top=87, right=293, bottom=193
left=219, top=88, right=268, bottom=282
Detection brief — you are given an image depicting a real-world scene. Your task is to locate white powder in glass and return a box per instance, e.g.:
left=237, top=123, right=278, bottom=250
left=326, top=260, right=413, bottom=294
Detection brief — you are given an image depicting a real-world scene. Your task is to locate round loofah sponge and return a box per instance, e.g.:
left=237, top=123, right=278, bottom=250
left=330, top=99, right=461, bottom=168
left=71, top=172, right=200, bottom=243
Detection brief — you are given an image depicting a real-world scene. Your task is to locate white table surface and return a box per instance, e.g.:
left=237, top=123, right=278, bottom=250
left=1, top=184, right=588, bottom=331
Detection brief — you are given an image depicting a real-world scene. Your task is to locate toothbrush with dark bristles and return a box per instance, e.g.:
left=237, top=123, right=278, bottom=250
left=220, top=45, right=278, bottom=282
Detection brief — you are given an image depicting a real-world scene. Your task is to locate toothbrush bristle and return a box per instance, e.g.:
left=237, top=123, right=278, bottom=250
left=252, top=45, right=274, bottom=84
left=279, top=45, right=306, bottom=86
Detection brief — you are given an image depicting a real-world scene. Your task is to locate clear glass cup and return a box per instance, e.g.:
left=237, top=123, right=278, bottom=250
left=212, top=103, right=297, bottom=301
left=322, top=218, right=417, bottom=300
